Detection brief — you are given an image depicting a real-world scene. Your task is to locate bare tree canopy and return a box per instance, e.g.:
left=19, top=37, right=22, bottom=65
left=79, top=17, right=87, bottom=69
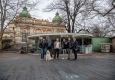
left=89, top=0, right=115, bottom=37
left=0, top=0, right=40, bottom=53
left=91, top=0, right=115, bottom=16
left=44, top=0, right=91, bottom=33
left=44, top=0, right=115, bottom=36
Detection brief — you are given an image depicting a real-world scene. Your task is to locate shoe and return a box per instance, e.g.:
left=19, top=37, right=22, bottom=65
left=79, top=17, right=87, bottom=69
left=40, top=59, right=44, bottom=60
left=69, top=59, right=73, bottom=61
left=67, top=58, right=70, bottom=60
left=73, top=59, right=77, bottom=61
left=62, top=58, right=64, bottom=59
left=70, top=59, right=77, bottom=61
left=57, top=58, right=59, bottom=60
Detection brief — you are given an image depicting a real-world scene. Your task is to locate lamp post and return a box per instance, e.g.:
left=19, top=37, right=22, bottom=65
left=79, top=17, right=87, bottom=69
left=14, top=32, right=15, bottom=44
left=26, top=37, right=28, bottom=54
left=4, top=36, right=8, bottom=50
left=0, top=7, right=1, bottom=29
left=22, top=32, right=28, bottom=53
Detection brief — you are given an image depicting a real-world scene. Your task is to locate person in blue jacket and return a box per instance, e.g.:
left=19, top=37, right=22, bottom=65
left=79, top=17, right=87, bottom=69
left=47, top=39, right=54, bottom=58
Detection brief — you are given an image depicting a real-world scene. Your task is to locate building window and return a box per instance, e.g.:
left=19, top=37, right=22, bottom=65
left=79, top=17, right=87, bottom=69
left=46, top=29, right=52, bottom=33
left=13, top=27, right=14, bottom=30
left=35, top=29, right=42, bottom=34
left=22, top=33, right=27, bottom=42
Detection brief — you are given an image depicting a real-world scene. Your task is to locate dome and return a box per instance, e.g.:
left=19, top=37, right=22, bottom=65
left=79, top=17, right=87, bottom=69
left=52, top=11, right=62, bottom=23
left=19, top=6, right=31, bottom=18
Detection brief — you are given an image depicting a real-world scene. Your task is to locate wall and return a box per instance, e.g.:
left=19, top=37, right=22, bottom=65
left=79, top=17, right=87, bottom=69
left=92, top=37, right=112, bottom=52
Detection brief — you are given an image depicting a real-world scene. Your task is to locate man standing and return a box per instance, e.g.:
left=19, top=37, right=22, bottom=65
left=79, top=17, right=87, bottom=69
left=66, top=38, right=73, bottom=60
left=39, top=39, right=48, bottom=60
left=54, top=38, right=61, bottom=59
left=47, top=39, right=54, bottom=58
left=62, top=39, right=67, bottom=59
left=72, top=38, right=78, bottom=60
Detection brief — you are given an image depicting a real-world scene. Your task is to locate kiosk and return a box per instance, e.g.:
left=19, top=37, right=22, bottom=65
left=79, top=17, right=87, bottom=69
left=27, top=33, right=93, bottom=54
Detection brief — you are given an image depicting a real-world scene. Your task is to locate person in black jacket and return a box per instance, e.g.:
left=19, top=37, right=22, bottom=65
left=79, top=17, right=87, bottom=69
left=39, top=39, right=48, bottom=60
left=72, top=38, right=78, bottom=60
left=66, top=37, right=73, bottom=60
left=61, top=39, right=67, bottom=59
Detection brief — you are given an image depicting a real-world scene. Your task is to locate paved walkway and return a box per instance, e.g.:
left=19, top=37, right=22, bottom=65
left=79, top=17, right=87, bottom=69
left=0, top=52, right=115, bottom=80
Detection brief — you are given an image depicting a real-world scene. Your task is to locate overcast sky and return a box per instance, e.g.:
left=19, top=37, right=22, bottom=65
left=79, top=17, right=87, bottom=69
left=29, top=0, right=56, bottom=21
left=27, top=0, right=112, bottom=28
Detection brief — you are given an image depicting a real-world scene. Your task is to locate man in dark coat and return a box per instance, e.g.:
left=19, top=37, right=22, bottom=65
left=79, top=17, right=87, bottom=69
left=39, top=39, right=48, bottom=60
left=66, top=38, right=73, bottom=60
left=62, top=39, right=67, bottom=59
left=72, top=38, right=78, bottom=60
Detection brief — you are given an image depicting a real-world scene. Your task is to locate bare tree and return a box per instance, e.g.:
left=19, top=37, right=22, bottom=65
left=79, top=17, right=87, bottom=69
left=44, top=0, right=115, bottom=36
left=92, top=24, right=100, bottom=37
left=91, top=0, right=115, bottom=16
left=76, top=0, right=115, bottom=36
left=0, top=0, right=39, bottom=53
left=91, top=0, right=115, bottom=29
left=44, top=0, right=92, bottom=33
left=91, top=21, right=113, bottom=37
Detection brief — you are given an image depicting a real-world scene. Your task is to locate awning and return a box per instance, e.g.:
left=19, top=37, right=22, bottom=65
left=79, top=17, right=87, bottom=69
left=27, top=33, right=93, bottom=39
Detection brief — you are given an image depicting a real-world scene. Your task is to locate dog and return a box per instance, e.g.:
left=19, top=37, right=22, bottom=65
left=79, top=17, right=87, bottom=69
left=45, top=50, right=53, bottom=61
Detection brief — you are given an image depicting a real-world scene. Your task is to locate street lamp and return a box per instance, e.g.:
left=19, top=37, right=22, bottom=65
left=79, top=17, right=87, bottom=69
left=4, top=36, right=8, bottom=50
left=22, top=32, right=28, bottom=53
left=12, top=27, right=15, bottom=43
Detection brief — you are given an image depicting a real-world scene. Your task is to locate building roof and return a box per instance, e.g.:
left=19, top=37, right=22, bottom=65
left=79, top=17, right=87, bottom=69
left=52, top=11, right=62, bottom=23
left=27, top=33, right=93, bottom=38
left=19, top=6, right=31, bottom=18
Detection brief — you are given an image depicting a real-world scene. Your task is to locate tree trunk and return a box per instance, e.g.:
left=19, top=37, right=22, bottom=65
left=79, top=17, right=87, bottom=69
left=0, top=40, right=2, bottom=53
left=68, top=25, right=71, bottom=33
left=72, top=21, right=75, bottom=33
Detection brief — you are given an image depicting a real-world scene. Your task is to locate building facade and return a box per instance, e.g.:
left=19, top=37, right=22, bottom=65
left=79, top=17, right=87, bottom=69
left=3, top=7, right=66, bottom=49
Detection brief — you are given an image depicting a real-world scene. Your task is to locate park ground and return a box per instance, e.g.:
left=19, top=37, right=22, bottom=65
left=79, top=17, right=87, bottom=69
left=0, top=52, right=115, bottom=80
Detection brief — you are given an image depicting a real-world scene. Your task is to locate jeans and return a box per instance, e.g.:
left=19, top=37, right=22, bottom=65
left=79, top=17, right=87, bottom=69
left=41, top=49, right=46, bottom=59
left=62, top=49, right=66, bottom=58
left=67, top=49, right=72, bottom=59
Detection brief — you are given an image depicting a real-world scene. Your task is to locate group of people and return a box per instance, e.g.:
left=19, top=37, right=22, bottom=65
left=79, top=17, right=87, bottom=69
left=39, top=37, right=78, bottom=61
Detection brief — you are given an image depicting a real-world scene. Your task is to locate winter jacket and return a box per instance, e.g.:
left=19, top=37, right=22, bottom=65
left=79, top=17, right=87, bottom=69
left=54, top=41, right=61, bottom=49
left=62, top=41, right=67, bottom=49
left=66, top=41, right=73, bottom=49
left=72, top=41, right=78, bottom=49
left=47, top=41, right=54, bottom=49
left=39, top=42, right=48, bottom=49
